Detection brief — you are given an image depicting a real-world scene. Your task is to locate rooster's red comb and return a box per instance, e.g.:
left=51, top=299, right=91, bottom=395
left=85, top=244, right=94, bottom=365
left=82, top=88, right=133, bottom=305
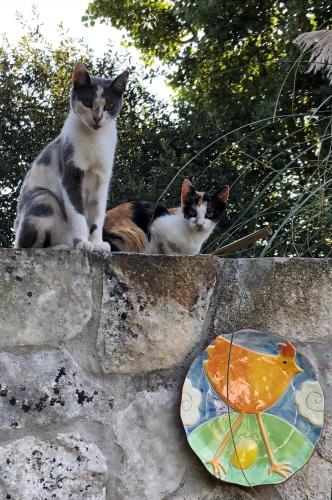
left=278, top=341, right=296, bottom=357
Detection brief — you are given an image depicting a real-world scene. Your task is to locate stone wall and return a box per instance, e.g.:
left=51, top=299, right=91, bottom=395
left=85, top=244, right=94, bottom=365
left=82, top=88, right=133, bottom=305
left=0, top=249, right=331, bottom=500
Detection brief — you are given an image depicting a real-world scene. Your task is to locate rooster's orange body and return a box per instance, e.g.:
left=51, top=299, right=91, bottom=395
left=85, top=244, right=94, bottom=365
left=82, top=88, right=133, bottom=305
left=204, top=336, right=302, bottom=414
left=202, top=335, right=303, bottom=479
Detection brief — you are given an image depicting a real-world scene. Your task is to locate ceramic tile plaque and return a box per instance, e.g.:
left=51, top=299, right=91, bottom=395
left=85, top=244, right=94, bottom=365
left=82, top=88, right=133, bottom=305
left=181, top=329, right=324, bottom=486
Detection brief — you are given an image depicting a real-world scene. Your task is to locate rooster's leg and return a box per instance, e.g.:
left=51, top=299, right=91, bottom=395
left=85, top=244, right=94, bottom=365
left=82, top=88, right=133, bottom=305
left=206, top=413, right=244, bottom=478
left=256, top=413, right=292, bottom=479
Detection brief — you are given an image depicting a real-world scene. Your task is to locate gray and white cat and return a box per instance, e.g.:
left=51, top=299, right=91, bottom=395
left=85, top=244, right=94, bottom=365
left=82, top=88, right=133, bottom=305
left=14, top=62, right=128, bottom=251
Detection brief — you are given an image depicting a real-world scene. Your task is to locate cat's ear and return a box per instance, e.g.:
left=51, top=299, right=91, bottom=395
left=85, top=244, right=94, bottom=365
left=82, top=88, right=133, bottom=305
left=73, top=62, right=91, bottom=87
left=181, top=179, right=196, bottom=204
left=214, top=185, right=230, bottom=203
left=111, top=71, right=129, bottom=95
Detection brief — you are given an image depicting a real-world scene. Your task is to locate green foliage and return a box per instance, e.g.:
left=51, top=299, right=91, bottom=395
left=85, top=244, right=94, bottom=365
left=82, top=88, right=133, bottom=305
left=0, top=25, right=179, bottom=246
left=84, top=0, right=332, bottom=257
left=0, top=3, right=331, bottom=256
left=83, top=0, right=185, bottom=62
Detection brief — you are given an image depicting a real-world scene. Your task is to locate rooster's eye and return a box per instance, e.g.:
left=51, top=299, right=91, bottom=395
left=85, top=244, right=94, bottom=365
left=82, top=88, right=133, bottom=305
left=283, top=360, right=287, bottom=364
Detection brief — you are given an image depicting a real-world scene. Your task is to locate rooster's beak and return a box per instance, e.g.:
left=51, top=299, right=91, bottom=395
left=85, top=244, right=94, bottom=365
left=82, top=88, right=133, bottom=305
left=295, top=364, right=303, bottom=374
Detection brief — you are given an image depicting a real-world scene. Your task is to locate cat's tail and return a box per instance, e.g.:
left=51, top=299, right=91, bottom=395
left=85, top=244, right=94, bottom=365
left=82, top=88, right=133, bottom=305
left=102, top=229, right=125, bottom=252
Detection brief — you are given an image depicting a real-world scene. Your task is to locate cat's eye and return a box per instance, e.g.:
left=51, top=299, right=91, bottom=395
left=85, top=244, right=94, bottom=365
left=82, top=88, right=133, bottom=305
left=206, top=210, right=215, bottom=218
left=81, top=98, right=93, bottom=108
left=105, top=103, right=115, bottom=111
left=188, top=208, right=196, bottom=217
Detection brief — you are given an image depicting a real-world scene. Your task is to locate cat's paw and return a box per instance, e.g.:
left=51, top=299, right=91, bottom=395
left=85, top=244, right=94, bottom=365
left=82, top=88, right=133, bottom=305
left=75, top=241, right=94, bottom=252
left=93, top=241, right=111, bottom=253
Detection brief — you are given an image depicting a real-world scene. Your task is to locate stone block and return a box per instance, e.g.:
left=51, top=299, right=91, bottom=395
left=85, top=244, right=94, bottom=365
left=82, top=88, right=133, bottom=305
left=97, top=255, right=219, bottom=373
left=0, top=349, right=111, bottom=430
left=0, top=249, right=92, bottom=347
left=0, top=434, right=107, bottom=499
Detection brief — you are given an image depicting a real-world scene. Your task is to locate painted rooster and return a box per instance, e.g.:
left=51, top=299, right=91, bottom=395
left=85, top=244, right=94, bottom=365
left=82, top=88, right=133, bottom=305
left=203, top=336, right=303, bottom=479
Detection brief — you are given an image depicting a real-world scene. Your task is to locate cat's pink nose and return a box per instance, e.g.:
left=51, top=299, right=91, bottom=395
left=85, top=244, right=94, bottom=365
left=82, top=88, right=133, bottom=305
left=196, top=221, right=204, bottom=230
left=94, top=115, right=102, bottom=123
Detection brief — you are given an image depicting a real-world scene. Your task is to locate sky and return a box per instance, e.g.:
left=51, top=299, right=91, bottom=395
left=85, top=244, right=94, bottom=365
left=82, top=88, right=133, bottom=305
left=0, top=0, right=173, bottom=102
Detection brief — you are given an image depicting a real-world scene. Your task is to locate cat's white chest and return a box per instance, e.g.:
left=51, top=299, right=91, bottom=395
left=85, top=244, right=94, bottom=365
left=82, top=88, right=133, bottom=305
left=83, top=168, right=101, bottom=202
left=76, top=128, right=116, bottom=172
left=171, top=232, right=201, bottom=254
left=150, top=214, right=203, bottom=255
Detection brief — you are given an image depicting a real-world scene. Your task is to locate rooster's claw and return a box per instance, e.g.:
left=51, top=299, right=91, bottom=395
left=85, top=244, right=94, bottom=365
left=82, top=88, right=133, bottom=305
left=206, top=457, right=226, bottom=478
left=268, top=462, right=292, bottom=478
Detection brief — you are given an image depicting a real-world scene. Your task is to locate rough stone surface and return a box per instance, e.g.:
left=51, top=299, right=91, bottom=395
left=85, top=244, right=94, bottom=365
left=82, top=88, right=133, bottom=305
left=272, top=452, right=332, bottom=500
left=112, top=388, right=188, bottom=499
left=0, top=250, right=330, bottom=500
left=0, top=249, right=92, bottom=347
left=0, top=434, right=107, bottom=499
left=0, top=349, right=112, bottom=430
left=97, top=255, right=218, bottom=373
left=213, top=258, right=332, bottom=344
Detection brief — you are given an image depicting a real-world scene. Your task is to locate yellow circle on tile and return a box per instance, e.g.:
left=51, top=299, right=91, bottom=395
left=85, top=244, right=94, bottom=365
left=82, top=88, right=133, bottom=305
left=231, top=439, right=259, bottom=469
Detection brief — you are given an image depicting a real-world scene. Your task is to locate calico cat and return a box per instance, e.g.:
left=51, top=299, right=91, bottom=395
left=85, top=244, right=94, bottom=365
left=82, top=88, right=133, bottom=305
left=14, top=62, right=128, bottom=251
left=103, top=179, right=229, bottom=255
